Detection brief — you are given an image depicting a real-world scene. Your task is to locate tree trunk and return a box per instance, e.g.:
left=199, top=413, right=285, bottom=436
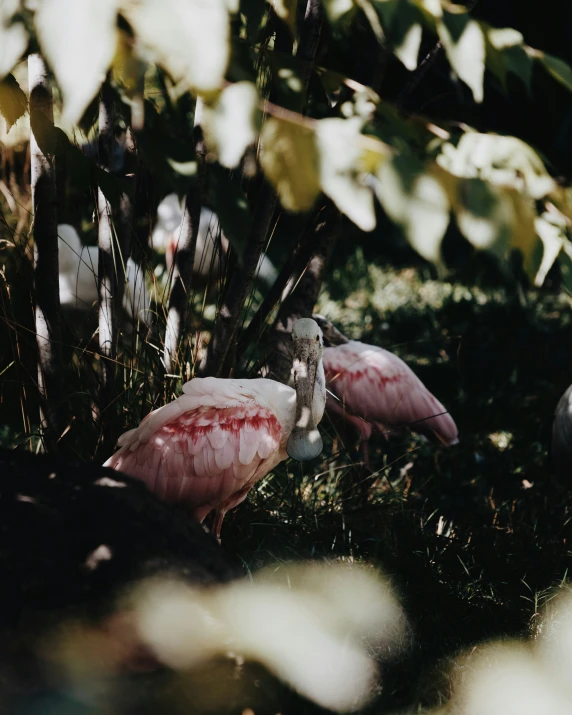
left=297, top=0, right=324, bottom=93
left=97, top=79, right=117, bottom=446
left=198, top=181, right=277, bottom=378
left=28, top=53, right=65, bottom=451
left=267, top=202, right=340, bottom=383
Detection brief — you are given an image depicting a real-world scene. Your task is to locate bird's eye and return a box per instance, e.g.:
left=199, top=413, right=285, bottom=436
left=316, top=336, right=319, bottom=341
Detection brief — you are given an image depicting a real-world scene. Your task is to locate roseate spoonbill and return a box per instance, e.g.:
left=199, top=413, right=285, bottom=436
left=58, top=224, right=151, bottom=325
left=104, top=318, right=325, bottom=537
left=151, top=194, right=278, bottom=287
left=312, top=315, right=458, bottom=470
left=551, top=384, right=572, bottom=480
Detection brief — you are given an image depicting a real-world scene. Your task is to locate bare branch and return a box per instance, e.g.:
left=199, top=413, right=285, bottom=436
left=238, top=203, right=333, bottom=354
left=267, top=201, right=340, bottom=383
left=28, top=53, right=65, bottom=451
left=199, top=180, right=278, bottom=378
left=97, top=79, right=119, bottom=446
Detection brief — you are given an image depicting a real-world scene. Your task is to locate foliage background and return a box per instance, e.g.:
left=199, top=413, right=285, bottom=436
left=2, top=0, right=572, bottom=713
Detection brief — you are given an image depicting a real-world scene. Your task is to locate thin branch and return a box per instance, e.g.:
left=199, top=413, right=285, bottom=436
left=97, top=78, right=118, bottom=446
left=267, top=201, right=340, bottom=383
left=28, top=53, right=65, bottom=451
left=198, top=181, right=277, bottom=378
left=163, top=101, right=203, bottom=376
left=238, top=203, right=333, bottom=353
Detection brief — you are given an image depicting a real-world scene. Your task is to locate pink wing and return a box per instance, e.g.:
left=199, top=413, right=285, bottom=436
left=104, top=403, right=283, bottom=517
left=323, top=342, right=458, bottom=445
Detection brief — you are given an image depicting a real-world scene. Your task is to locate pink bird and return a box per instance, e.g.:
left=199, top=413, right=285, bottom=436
left=312, top=315, right=458, bottom=469
left=104, top=319, right=326, bottom=538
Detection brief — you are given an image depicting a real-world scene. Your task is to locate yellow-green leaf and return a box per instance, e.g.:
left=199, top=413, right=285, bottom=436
left=438, top=13, right=485, bottom=103
left=316, top=117, right=377, bottom=231
left=259, top=117, right=320, bottom=211
left=374, top=156, right=450, bottom=264
left=202, top=82, right=260, bottom=168
left=437, top=132, right=555, bottom=199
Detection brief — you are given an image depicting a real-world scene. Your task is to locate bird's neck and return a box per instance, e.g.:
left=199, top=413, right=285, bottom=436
left=312, top=358, right=326, bottom=424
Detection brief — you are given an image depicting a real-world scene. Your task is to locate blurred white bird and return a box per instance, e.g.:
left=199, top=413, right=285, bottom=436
left=57, top=224, right=151, bottom=326
left=151, top=194, right=278, bottom=287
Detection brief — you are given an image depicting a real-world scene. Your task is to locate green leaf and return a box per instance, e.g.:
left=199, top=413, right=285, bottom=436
left=0, top=73, right=27, bottom=131
left=375, top=0, right=423, bottom=70
left=374, top=155, right=450, bottom=264
left=484, top=26, right=532, bottom=93
left=438, top=12, right=485, bottom=102
left=259, top=116, right=321, bottom=211
left=202, top=82, right=260, bottom=168
left=316, top=117, right=378, bottom=231
left=124, top=0, right=230, bottom=95
left=451, top=178, right=538, bottom=278
left=536, top=52, right=572, bottom=94
left=35, top=0, right=118, bottom=125
left=453, top=178, right=511, bottom=257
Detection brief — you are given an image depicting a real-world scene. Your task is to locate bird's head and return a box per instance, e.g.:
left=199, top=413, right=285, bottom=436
left=311, top=314, right=350, bottom=347
left=287, top=318, right=325, bottom=462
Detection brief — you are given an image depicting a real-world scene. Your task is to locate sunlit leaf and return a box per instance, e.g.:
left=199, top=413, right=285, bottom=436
left=35, top=0, right=118, bottom=124
left=203, top=82, right=260, bottom=168
left=488, top=27, right=524, bottom=49
left=536, top=52, right=572, bottom=94
left=437, top=12, right=485, bottom=102
left=267, top=0, right=298, bottom=34
left=166, top=158, right=198, bottom=176
left=454, top=179, right=510, bottom=264
left=0, top=3, right=27, bottom=79
left=484, top=26, right=532, bottom=93
left=374, top=155, right=450, bottom=264
left=375, top=0, right=422, bottom=70
left=0, top=73, right=27, bottom=131
left=437, top=132, right=555, bottom=200
left=321, top=0, right=356, bottom=23
left=316, top=117, right=378, bottom=231
left=259, top=116, right=320, bottom=211
left=394, top=22, right=422, bottom=70
left=412, top=0, right=442, bottom=18
left=123, top=0, right=230, bottom=95
left=534, top=214, right=566, bottom=287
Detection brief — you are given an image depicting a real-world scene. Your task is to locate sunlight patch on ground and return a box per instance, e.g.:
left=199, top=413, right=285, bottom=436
left=488, top=431, right=513, bottom=451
